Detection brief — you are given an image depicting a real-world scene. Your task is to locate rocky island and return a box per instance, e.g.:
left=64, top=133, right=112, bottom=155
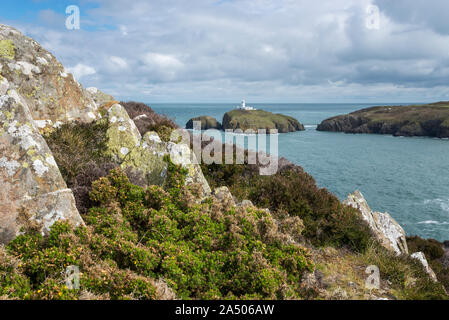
left=317, top=102, right=449, bottom=138
left=186, top=115, right=222, bottom=130
left=186, top=109, right=304, bottom=133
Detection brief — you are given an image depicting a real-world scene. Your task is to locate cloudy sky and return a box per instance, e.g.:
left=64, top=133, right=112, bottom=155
left=1, top=0, right=449, bottom=103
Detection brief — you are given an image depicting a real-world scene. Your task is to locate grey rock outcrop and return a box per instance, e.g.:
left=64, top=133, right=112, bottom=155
left=86, top=87, right=116, bottom=108
left=0, top=89, right=83, bottom=244
left=104, top=103, right=211, bottom=195
left=213, top=186, right=236, bottom=207
left=0, top=24, right=100, bottom=132
left=411, top=252, right=438, bottom=282
left=344, top=190, right=408, bottom=255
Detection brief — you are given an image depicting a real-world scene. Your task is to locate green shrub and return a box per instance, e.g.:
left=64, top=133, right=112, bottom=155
left=44, top=121, right=111, bottom=185
left=407, top=236, right=449, bottom=292
left=2, top=164, right=313, bottom=300
left=362, top=242, right=447, bottom=300
left=407, top=236, right=444, bottom=260
left=120, top=101, right=178, bottom=136
left=201, top=153, right=373, bottom=252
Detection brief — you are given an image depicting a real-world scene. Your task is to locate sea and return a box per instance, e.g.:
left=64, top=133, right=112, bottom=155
left=150, top=103, right=449, bottom=241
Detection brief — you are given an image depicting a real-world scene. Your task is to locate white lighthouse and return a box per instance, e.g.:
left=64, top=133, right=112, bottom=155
left=237, top=100, right=256, bottom=111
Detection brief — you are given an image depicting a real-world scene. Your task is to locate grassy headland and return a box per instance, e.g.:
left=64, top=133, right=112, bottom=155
left=317, top=102, right=449, bottom=138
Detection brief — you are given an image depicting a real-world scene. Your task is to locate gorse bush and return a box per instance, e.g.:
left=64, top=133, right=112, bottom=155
left=1, top=163, right=313, bottom=300
left=200, top=147, right=373, bottom=252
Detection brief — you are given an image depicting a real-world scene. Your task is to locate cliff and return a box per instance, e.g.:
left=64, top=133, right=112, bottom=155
left=317, top=102, right=449, bottom=138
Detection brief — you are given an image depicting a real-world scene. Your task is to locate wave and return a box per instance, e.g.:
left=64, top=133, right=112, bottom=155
left=423, top=198, right=449, bottom=213
left=417, top=220, right=449, bottom=225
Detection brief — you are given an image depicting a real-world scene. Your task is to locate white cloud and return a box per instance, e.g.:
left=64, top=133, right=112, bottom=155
left=142, top=53, right=184, bottom=70
left=11, top=0, right=449, bottom=102
left=67, top=63, right=96, bottom=80
left=110, top=56, right=128, bottom=69
left=119, top=25, right=128, bottom=36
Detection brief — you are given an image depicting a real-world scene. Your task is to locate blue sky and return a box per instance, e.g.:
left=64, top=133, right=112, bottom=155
left=1, top=0, right=449, bottom=103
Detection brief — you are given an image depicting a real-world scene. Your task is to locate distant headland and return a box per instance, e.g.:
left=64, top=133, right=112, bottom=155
left=317, top=102, right=449, bottom=138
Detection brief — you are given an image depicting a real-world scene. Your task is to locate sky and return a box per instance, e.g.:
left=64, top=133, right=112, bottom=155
left=1, top=0, right=449, bottom=103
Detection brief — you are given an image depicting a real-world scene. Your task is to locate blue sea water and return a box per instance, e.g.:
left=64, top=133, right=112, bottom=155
left=150, top=103, right=449, bottom=241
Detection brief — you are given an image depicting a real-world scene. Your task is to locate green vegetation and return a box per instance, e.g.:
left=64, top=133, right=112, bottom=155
left=44, top=121, right=111, bottom=186
left=361, top=242, right=447, bottom=300
left=120, top=101, right=178, bottom=138
left=0, top=164, right=314, bottom=300
left=407, top=236, right=449, bottom=292
left=201, top=152, right=373, bottom=253
left=317, top=102, right=449, bottom=138
left=222, top=109, right=304, bottom=133
left=21, top=102, right=448, bottom=300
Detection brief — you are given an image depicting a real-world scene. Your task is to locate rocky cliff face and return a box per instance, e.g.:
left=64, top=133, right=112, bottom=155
left=344, top=190, right=408, bottom=255
left=344, top=191, right=442, bottom=283
left=0, top=90, right=83, bottom=243
left=0, top=24, right=101, bottom=243
left=0, top=24, right=100, bottom=132
left=0, top=23, right=211, bottom=244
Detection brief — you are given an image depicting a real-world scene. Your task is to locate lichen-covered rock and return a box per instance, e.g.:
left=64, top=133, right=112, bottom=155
left=0, top=90, right=83, bottom=244
left=411, top=252, right=438, bottom=282
left=86, top=87, right=116, bottom=108
left=0, top=24, right=99, bottom=132
left=213, top=186, right=236, bottom=207
left=104, top=104, right=211, bottom=195
left=344, top=190, right=408, bottom=255
left=123, top=131, right=168, bottom=186
left=105, top=103, right=142, bottom=163
left=166, top=141, right=211, bottom=195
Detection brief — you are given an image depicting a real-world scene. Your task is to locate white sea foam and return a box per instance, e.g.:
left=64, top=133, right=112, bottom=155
left=417, top=220, right=449, bottom=225
left=423, top=198, right=449, bottom=213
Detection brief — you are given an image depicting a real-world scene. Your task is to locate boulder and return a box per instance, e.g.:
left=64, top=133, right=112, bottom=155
left=105, top=103, right=142, bottom=163
left=411, top=252, right=438, bottom=282
left=213, top=186, right=236, bottom=207
left=344, top=190, right=408, bottom=255
left=0, top=24, right=99, bottom=132
left=104, top=104, right=211, bottom=195
left=86, top=87, right=116, bottom=109
left=0, top=90, right=83, bottom=244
